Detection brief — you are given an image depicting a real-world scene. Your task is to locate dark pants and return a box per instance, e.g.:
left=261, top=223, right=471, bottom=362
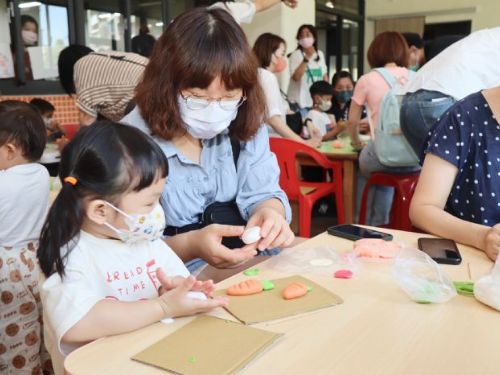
left=400, top=89, right=456, bottom=155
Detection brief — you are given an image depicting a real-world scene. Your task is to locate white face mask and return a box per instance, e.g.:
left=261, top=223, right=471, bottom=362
left=22, top=30, right=38, bottom=46
left=104, top=202, right=166, bottom=244
left=319, top=99, right=332, bottom=112
left=178, top=95, right=238, bottom=139
left=43, top=117, right=53, bottom=128
left=299, top=37, right=314, bottom=49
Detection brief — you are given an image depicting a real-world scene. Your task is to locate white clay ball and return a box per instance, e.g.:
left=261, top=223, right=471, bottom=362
left=241, top=226, right=262, bottom=245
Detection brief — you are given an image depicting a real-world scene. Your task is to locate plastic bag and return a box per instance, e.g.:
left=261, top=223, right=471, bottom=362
left=474, top=256, right=500, bottom=311
left=264, top=246, right=359, bottom=277
left=392, top=247, right=457, bottom=303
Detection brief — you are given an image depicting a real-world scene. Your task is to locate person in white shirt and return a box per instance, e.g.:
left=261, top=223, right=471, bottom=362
left=0, top=101, right=51, bottom=374
left=401, top=27, right=500, bottom=155
left=37, top=122, right=227, bottom=375
left=287, top=24, right=328, bottom=110
left=253, top=32, right=321, bottom=147
left=207, top=0, right=298, bottom=24
left=305, top=81, right=345, bottom=141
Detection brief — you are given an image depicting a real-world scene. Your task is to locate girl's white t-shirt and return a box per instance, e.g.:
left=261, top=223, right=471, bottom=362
left=287, top=49, right=328, bottom=109
left=40, top=231, right=189, bottom=374
left=258, top=68, right=289, bottom=136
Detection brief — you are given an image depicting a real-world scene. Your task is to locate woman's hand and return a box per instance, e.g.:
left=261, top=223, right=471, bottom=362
left=155, top=275, right=228, bottom=318
left=247, top=206, right=294, bottom=251
left=196, top=224, right=258, bottom=268
left=481, top=225, right=500, bottom=261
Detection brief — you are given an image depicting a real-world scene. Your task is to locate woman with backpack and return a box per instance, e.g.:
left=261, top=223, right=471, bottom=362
left=348, top=31, right=419, bottom=226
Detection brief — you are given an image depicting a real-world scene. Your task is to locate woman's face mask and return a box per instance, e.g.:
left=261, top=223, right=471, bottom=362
left=318, top=98, right=332, bottom=112
left=22, top=30, right=38, bottom=46
left=273, top=55, right=287, bottom=73
left=299, top=37, right=314, bottom=49
left=104, top=202, right=166, bottom=244
left=335, top=90, right=353, bottom=104
left=178, top=94, right=241, bottom=140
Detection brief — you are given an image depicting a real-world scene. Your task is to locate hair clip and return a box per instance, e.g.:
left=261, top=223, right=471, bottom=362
left=63, top=176, right=78, bottom=186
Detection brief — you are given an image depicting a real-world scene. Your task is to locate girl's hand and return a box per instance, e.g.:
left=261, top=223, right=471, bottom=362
left=482, top=224, right=500, bottom=261
left=156, top=275, right=228, bottom=318
left=247, top=207, right=294, bottom=251
left=156, top=268, right=215, bottom=297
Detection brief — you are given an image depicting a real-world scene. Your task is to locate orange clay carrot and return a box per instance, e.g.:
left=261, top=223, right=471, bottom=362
left=227, top=279, right=263, bottom=296
left=282, top=282, right=308, bottom=300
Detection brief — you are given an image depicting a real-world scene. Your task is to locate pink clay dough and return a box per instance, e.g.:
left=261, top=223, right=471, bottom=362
left=353, top=239, right=401, bottom=259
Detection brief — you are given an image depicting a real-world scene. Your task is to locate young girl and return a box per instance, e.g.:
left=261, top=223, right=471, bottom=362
left=37, top=121, right=227, bottom=375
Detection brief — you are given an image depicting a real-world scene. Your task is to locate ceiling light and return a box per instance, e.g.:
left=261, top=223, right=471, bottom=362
left=155, top=22, right=163, bottom=27
left=326, top=1, right=334, bottom=8
left=19, top=2, right=41, bottom=8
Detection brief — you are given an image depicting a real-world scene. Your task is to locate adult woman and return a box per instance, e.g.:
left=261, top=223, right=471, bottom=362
left=123, top=8, right=294, bottom=271
left=348, top=31, right=418, bottom=226
left=410, top=86, right=500, bottom=261
left=253, top=32, right=320, bottom=147
left=287, top=24, right=328, bottom=110
left=11, top=15, right=38, bottom=81
left=329, top=70, right=369, bottom=133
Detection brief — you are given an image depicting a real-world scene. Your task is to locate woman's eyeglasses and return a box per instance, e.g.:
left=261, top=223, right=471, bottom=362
left=180, top=93, right=247, bottom=111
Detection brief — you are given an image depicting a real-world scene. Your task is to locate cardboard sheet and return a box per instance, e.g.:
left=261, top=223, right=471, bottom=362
left=217, top=275, right=343, bottom=324
left=132, top=316, right=281, bottom=375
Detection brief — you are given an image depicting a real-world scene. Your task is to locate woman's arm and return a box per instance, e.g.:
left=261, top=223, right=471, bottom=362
left=292, top=59, right=308, bottom=81
left=267, top=116, right=320, bottom=147
left=410, top=154, right=494, bottom=258
left=347, top=100, right=363, bottom=147
left=254, top=0, right=298, bottom=11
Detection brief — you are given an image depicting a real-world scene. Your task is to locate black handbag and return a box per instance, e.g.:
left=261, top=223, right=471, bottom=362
left=164, top=139, right=247, bottom=249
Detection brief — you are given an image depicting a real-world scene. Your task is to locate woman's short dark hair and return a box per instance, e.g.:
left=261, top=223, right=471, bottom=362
left=367, top=31, right=409, bottom=68
left=331, top=70, right=354, bottom=88
left=37, top=121, right=169, bottom=278
left=58, top=45, right=94, bottom=95
left=135, top=7, right=265, bottom=141
left=21, top=14, right=38, bottom=31
left=0, top=100, right=46, bottom=161
left=253, top=33, right=286, bottom=69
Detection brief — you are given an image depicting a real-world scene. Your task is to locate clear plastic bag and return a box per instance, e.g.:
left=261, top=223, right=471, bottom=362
left=265, top=246, right=359, bottom=277
left=474, top=256, right=500, bottom=311
left=392, top=247, right=457, bottom=303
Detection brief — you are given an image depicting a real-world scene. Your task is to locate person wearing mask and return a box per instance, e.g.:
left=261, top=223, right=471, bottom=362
left=253, top=32, right=320, bottom=147
left=122, top=8, right=294, bottom=272
left=400, top=28, right=500, bottom=156
left=402, top=32, right=425, bottom=71
left=348, top=31, right=418, bottom=226
left=287, top=24, right=328, bottom=111
left=11, top=15, right=38, bottom=81
left=131, top=24, right=156, bottom=58
left=58, top=45, right=148, bottom=126
left=305, top=81, right=343, bottom=141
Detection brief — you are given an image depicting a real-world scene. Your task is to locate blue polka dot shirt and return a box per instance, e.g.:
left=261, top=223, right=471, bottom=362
left=424, top=92, right=500, bottom=226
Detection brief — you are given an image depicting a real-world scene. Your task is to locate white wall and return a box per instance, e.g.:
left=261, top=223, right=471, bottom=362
left=0, top=0, right=10, bottom=44
left=242, top=1, right=315, bottom=91
left=363, top=0, right=500, bottom=71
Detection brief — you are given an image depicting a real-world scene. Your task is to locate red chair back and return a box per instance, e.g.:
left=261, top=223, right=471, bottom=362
left=61, top=123, right=81, bottom=140
left=269, top=138, right=339, bottom=199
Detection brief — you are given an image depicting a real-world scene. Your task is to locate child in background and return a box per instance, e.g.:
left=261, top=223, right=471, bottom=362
left=0, top=101, right=52, bottom=374
left=305, top=81, right=345, bottom=141
left=37, top=122, right=227, bottom=375
left=30, top=98, right=66, bottom=142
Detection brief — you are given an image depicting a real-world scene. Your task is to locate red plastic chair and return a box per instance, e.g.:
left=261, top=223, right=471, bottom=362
left=270, top=138, right=345, bottom=238
left=61, top=123, right=81, bottom=140
left=359, top=172, right=420, bottom=231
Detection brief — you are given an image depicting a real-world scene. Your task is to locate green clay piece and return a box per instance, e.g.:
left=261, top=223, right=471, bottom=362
left=416, top=300, right=431, bottom=304
left=243, top=268, right=260, bottom=276
left=453, top=281, right=474, bottom=296
left=307, top=285, right=313, bottom=292
left=262, top=280, right=275, bottom=291
left=188, top=356, right=197, bottom=364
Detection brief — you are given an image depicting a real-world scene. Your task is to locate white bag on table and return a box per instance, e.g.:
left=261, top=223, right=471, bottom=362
left=474, top=256, right=500, bottom=311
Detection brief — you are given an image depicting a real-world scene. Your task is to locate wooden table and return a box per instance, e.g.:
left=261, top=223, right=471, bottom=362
left=64, top=229, right=499, bottom=375
left=298, top=141, right=359, bottom=223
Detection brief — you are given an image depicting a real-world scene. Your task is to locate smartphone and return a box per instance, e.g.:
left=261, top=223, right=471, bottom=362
left=417, top=238, right=462, bottom=265
left=327, top=224, right=393, bottom=241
